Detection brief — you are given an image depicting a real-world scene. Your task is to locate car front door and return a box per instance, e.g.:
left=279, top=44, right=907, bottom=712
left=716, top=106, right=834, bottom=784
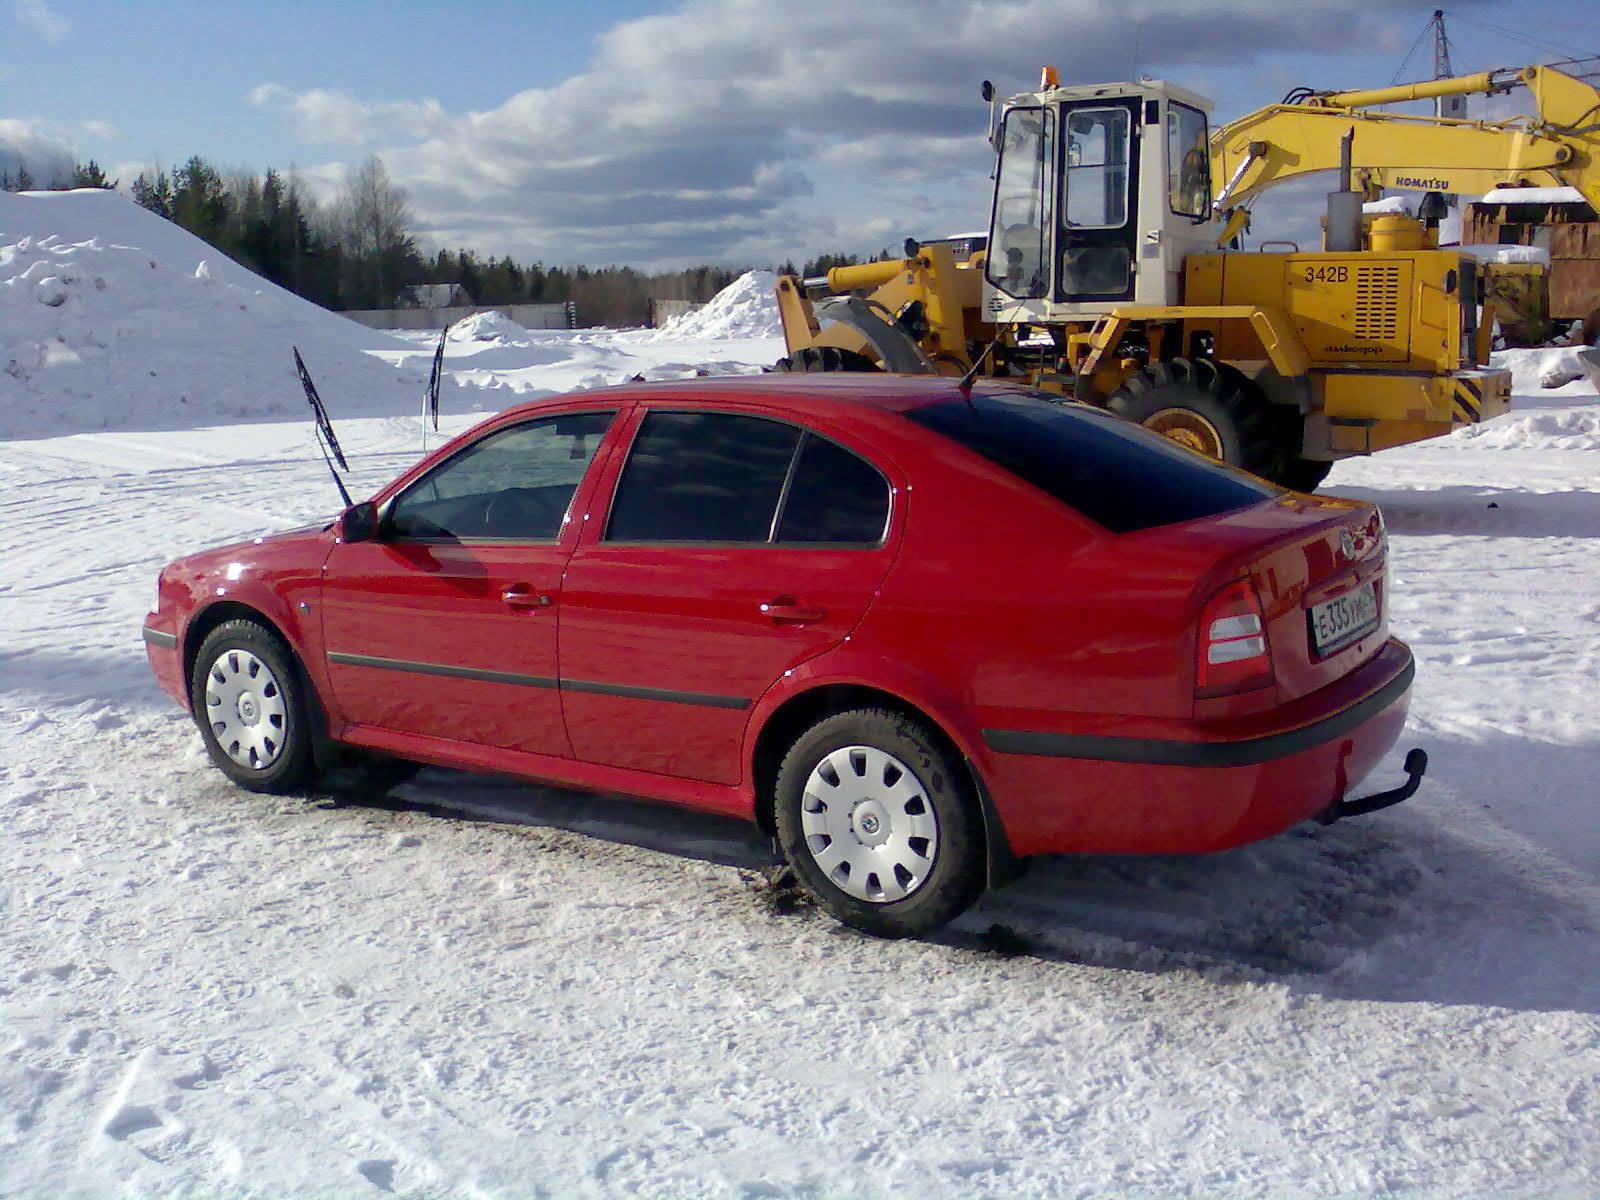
left=319, top=408, right=619, bottom=757
left=557, top=405, right=902, bottom=789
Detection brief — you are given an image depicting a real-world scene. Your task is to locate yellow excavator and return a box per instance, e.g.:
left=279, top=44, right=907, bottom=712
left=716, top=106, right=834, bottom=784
left=775, top=64, right=1600, bottom=488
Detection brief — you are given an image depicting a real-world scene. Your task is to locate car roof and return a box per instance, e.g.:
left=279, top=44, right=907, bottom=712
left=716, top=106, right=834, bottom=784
left=493, top=373, right=1043, bottom=424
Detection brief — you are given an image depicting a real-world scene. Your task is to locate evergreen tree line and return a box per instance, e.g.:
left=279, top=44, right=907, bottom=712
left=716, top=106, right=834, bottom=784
left=5, top=152, right=885, bottom=326
left=1, top=159, right=116, bottom=192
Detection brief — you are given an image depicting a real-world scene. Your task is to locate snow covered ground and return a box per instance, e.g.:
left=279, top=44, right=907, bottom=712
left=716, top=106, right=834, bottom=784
left=3, top=191, right=1600, bottom=1199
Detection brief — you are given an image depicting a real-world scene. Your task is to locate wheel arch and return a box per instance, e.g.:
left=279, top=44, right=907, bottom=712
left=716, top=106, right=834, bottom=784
left=748, top=681, right=1019, bottom=887
left=182, top=600, right=284, bottom=705
left=183, top=601, right=338, bottom=766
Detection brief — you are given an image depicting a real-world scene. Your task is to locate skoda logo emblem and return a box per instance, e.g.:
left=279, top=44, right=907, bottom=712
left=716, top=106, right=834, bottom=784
left=1340, top=529, right=1357, bottom=558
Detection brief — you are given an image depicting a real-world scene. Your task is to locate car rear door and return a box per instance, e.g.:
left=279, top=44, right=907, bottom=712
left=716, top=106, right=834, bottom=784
left=319, top=408, right=620, bottom=757
left=557, top=403, right=903, bottom=786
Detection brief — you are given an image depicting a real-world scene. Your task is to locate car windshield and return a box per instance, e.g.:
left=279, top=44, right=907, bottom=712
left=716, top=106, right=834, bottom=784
left=903, top=389, right=1277, bottom=533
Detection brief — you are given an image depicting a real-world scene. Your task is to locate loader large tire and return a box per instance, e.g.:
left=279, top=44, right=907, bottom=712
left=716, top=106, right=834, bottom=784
left=1279, top=457, right=1334, bottom=492
left=774, top=346, right=880, bottom=373
left=1105, top=357, right=1294, bottom=484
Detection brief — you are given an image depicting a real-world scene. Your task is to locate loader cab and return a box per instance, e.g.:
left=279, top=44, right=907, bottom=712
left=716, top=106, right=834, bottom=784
left=984, top=78, right=1222, bottom=324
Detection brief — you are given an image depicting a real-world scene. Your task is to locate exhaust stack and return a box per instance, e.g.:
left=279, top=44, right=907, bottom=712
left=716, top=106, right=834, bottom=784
left=1324, top=129, right=1363, bottom=253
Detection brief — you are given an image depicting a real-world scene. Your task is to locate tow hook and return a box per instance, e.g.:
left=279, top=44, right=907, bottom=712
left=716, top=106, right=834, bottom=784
left=1319, top=748, right=1428, bottom=824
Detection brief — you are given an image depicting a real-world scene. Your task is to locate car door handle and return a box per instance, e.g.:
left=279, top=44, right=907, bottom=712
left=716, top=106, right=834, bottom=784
left=501, top=584, right=551, bottom=610
left=760, top=596, right=825, bottom=624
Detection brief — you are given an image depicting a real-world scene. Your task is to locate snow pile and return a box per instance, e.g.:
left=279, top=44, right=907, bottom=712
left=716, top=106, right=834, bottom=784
left=446, top=309, right=529, bottom=344
left=0, top=190, right=471, bottom=440
left=1363, top=196, right=1415, bottom=215
left=1457, top=242, right=1550, bottom=265
left=1493, top=345, right=1600, bottom=394
left=650, top=270, right=781, bottom=340
left=1479, top=185, right=1590, bottom=205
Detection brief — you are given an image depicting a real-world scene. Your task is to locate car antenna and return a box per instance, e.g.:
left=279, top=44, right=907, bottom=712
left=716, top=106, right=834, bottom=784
left=421, top=321, right=450, bottom=456
left=958, top=340, right=997, bottom=398
left=292, top=346, right=354, bottom=509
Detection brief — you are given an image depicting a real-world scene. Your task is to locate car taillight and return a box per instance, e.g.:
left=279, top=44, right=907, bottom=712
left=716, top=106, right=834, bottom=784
left=1197, top=578, right=1273, bottom=697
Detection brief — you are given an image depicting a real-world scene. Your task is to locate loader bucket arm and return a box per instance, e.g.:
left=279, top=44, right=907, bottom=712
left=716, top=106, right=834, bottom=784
left=773, top=242, right=983, bottom=375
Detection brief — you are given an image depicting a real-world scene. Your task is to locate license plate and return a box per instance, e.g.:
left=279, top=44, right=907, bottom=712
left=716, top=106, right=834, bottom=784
left=1310, top=580, right=1379, bottom=656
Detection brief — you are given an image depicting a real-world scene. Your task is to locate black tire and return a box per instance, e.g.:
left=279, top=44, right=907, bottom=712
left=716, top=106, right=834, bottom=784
left=1580, top=307, right=1600, bottom=348
left=1279, top=457, right=1334, bottom=492
left=1105, top=357, right=1295, bottom=483
left=190, top=619, right=316, bottom=794
left=774, top=345, right=880, bottom=373
left=773, top=708, right=984, bottom=937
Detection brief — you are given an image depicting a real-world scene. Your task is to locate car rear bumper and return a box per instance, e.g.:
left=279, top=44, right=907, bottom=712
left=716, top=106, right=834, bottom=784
left=979, top=638, right=1415, bottom=856
left=143, top=620, right=188, bottom=710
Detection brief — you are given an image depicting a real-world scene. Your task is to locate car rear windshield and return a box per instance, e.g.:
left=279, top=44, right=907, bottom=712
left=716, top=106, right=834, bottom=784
left=903, top=390, right=1277, bottom=533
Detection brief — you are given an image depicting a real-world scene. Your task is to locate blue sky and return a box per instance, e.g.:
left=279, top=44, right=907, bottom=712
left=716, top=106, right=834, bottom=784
left=3, top=0, right=1595, bottom=267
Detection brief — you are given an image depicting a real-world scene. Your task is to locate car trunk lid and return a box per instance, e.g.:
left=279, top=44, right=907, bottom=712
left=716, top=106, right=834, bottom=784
left=1179, top=493, right=1389, bottom=704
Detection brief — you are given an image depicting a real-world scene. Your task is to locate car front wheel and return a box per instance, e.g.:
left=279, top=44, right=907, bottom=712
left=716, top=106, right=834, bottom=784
left=774, top=708, right=984, bottom=937
left=190, top=619, right=315, bottom=793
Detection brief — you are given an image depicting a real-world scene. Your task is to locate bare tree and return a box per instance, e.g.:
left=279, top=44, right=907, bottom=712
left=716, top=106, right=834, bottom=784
left=332, top=155, right=416, bottom=307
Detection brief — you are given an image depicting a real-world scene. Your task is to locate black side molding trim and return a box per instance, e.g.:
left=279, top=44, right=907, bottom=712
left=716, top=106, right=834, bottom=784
left=561, top=677, right=751, bottom=710
left=328, top=651, right=557, bottom=691
left=142, top=627, right=178, bottom=649
left=326, top=652, right=749, bottom=710
left=982, top=658, right=1414, bottom=767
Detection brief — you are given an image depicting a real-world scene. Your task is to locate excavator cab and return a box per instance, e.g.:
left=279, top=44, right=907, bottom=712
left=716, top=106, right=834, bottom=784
left=983, top=79, right=1222, bottom=324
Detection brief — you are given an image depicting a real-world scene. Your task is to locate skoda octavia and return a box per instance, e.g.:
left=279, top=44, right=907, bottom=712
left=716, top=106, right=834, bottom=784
left=144, top=375, right=1420, bottom=936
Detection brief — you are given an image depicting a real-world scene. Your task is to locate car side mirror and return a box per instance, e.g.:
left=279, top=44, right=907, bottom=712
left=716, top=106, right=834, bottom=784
left=341, top=501, right=379, bottom=543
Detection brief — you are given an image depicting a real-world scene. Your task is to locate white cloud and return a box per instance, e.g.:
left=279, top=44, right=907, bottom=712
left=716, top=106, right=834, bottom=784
left=247, top=84, right=451, bottom=146
left=11, top=0, right=66, bottom=40
left=0, top=118, right=75, bottom=185
left=250, top=0, right=1431, bottom=267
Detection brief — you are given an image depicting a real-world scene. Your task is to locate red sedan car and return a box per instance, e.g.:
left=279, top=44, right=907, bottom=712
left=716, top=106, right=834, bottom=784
left=144, top=375, right=1421, bottom=936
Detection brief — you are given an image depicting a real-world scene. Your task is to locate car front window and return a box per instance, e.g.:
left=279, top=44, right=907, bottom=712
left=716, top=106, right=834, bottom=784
left=387, top=411, right=615, bottom=541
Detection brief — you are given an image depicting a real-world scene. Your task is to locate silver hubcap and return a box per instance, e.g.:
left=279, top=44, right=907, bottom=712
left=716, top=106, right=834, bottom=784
left=205, top=649, right=288, bottom=770
left=800, top=745, right=938, bottom=903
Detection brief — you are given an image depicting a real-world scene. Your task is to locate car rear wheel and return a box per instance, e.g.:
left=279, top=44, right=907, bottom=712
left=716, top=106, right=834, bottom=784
left=191, top=619, right=315, bottom=794
left=774, top=708, right=984, bottom=937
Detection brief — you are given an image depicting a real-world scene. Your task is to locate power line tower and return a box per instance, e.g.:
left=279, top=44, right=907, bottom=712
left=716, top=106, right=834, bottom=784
left=1432, top=10, right=1464, bottom=210
left=1433, top=10, right=1467, bottom=119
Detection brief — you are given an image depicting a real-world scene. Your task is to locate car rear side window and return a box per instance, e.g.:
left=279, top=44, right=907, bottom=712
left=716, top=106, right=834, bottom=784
left=607, top=412, right=800, bottom=542
left=903, top=390, right=1275, bottom=533
left=606, top=411, right=891, bottom=545
left=776, top=435, right=890, bottom=545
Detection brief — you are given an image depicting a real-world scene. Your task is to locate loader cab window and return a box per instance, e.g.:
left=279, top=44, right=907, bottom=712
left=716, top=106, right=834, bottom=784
left=1167, top=102, right=1211, bottom=218
left=1058, top=103, right=1136, bottom=300
left=985, top=107, right=1055, bottom=300
left=1063, top=108, right=1129, bottom=228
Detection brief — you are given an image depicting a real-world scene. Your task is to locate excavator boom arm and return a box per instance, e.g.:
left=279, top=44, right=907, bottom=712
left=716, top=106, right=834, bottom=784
left=1211, top=64, right=1600, bottom=215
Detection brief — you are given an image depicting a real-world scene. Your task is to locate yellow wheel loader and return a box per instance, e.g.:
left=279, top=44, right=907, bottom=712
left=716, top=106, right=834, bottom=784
left=775, top=64, right=1600, bottom=488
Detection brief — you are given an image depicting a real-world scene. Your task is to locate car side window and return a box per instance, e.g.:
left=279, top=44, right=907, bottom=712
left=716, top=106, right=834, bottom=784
left=605, top=412, right=891, bottom=545
left=775, top=434, right=890, bottom=545
left=606, top=412, right=801, bottom=542
left=387, top=411, right=614, bottom=541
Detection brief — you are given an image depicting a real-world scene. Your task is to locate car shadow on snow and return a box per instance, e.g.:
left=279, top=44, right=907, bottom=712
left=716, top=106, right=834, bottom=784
left=0, top=645, right=175, bottom=711
left=1330, top=483, right=1600, bottom=540
left=320, top=741, right=1600, bottom=1018
left=333, top=764, right=777, bottom=872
